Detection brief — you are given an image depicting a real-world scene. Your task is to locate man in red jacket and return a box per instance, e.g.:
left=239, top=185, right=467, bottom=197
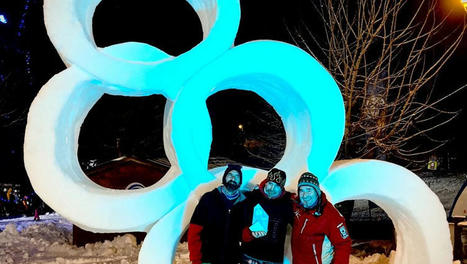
left=291, top=172, right=351, bottom=264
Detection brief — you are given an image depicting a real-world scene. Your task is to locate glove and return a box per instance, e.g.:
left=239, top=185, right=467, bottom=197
left=251, top=231, right=267, bottom=238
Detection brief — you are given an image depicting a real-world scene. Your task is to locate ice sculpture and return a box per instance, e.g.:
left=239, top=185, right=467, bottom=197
left=23, top=0, right=452, bottom=263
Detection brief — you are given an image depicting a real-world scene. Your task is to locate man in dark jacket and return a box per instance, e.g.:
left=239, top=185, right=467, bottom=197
left=291, top=172, right=351, bottom=264
left=188, top=164, right=246, bottom=264
left=240, top=168, right=294, bottom=264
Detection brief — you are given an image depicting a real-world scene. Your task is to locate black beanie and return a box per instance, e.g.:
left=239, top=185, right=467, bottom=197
left=267, top=168, right=286, bottom=188
left=222, top=164, right=243, bottom=186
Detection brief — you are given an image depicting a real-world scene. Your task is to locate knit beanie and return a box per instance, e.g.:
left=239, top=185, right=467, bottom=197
left=222, top=164, right=243, bottom=186
left=298, top=172, right=320, bottom=190
left=266, top=168, right=286, bottom=188
left=298, top=172, right=322, bottom=211
left=297, top=172, right=323, bottom=214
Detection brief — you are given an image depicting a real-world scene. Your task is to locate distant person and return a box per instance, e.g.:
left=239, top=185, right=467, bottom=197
left=188, top=164, right=246, bottom=264
left=31, top=193, right=41, bottom=221
left=34, top=208, right=40, bottom=221
left=239, top=168, right=294, bottom=264
left=22, top=195, right=29, bottom=213
left=291, top=172, right=351, bottom=264
left=6, top=188, right=12, bottom=202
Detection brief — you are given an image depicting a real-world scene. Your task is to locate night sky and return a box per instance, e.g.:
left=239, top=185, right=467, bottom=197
left=1, top=0, right=467, bottom=186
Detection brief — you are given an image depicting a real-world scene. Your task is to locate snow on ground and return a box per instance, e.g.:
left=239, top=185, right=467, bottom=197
left=0, top=213, right=72, bottom=233
left=0, top=213, right=460, bottom=264
left=422, top=173, right=466, bottom=215
left=0, top=213, right=140, bottom=264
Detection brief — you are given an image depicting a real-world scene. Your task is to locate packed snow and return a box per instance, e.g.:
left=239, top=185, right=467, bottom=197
left=0, top=213, right=462, bottom=264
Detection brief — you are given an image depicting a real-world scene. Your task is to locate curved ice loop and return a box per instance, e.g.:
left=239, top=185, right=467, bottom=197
left=139, top=201, right=192, bottom=264
left=162, top=40, right=344, bottom=264
left=322, top=159, right=452, bottom=264
left=43, top=0, right=240, bottom=98
left=169, top=40, right=345, bottom=189
left=23, top=42, right=211, bottom=232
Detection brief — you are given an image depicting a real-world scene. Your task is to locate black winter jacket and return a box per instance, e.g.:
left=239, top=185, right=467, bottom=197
left=239, top=186, right=294, bottom=263
left=189, top=188, right=246, bottom=264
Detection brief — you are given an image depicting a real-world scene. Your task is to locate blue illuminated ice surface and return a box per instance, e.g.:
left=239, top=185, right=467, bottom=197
left=250, top=204, right=269, bottom=233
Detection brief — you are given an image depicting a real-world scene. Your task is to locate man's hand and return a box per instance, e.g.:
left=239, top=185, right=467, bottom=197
left=251, top=231, right=267, bottom=238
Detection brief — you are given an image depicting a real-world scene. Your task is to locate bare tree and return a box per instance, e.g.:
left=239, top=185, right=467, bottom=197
left=0, top=45, right=30, bottom=129
left=287, top=0, right=466, bottom=168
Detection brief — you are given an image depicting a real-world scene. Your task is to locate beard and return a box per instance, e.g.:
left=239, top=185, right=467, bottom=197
left=224, top=180, right=240, bottom=191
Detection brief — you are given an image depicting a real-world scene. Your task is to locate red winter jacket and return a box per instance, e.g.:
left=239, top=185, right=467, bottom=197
left=291, top=193, right=351, bottom=264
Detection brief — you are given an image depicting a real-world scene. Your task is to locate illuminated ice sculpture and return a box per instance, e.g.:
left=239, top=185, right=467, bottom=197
left=23, top=0, right=451, bottom=263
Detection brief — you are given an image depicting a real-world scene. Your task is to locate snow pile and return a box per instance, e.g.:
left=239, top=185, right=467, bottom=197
left=0, top=216, right=462, bottom=264
left=0, top=215, right=188, bottom=264
left=0, top=216, right=140, bottom=264
left=0, top=213, right=71, bottom=232
left=0, top=221, right=72, bottom=263
left=349, top=251, right=394, bottom=264
left=174, top=243, right=190, bottom=263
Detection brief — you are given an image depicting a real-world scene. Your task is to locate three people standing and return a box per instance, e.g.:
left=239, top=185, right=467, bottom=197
left=188, top=166, right=351, bottom=264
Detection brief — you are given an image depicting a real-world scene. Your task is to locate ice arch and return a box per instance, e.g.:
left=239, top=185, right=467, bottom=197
left=322, top=160, right=452, bottom=264
left=24, top=0, right=452, bottom=263
left=168, top=40, right=345, bottom=187
left=43, top=0, right=240, bottom=98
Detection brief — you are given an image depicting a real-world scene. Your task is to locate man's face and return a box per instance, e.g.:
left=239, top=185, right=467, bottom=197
left=224, top=170, right=241, bottom=191
left=299, top=185, right=319, bottom=208
left=264, top=181, right=282, bottom=199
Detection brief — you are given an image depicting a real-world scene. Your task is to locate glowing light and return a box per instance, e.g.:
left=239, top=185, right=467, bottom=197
left=238, top=124, right=243, bottom=130
left=24, top=0, right=451, bottom=263
left=462, top=0, right=467, bottom=11
left=0, top=14, right=7, bottom=24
